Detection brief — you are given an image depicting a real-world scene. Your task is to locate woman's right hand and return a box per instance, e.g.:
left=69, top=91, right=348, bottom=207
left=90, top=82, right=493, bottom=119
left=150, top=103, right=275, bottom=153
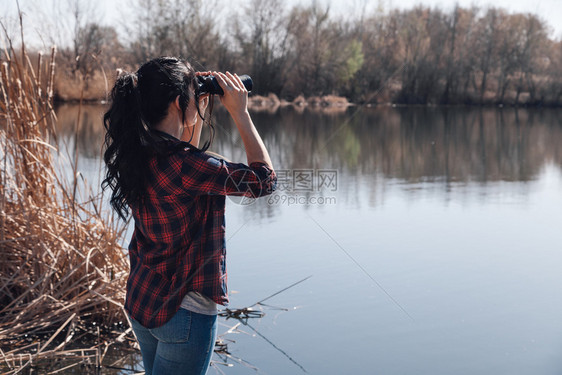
left=212, top=71, right=249, bottom=119
left=212, top=72, right=273, bottom=169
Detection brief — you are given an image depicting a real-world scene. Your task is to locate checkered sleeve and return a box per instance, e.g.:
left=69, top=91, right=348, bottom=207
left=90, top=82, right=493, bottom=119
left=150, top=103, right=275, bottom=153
left=180, top=150, right=277, bottom=197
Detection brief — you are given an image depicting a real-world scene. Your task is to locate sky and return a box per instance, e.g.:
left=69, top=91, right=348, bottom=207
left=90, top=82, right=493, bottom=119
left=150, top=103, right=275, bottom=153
left=1, top=0, right=562, bottom=45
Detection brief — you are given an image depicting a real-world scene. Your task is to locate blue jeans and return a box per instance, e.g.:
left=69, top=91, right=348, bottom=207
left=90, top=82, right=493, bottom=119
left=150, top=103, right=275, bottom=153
left=129, top=308, right=217, bottom=375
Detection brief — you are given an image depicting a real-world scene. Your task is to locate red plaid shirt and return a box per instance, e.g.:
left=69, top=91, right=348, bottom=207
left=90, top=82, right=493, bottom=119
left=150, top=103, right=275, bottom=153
left=125, top=135, right=276, bottom=328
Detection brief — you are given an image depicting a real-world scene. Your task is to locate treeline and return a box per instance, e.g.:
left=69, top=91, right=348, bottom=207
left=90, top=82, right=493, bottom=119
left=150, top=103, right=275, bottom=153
left=5, top=0, right=562, bottom=105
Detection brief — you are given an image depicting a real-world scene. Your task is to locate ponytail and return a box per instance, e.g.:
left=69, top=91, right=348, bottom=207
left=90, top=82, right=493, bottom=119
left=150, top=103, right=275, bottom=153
left=102, top=72, right=151, bottom=220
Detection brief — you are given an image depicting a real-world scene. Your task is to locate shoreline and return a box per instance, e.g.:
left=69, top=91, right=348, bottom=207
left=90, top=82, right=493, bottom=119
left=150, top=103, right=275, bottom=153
left=53, top=95, right=562, bottom=109
left=52, top=71, right=562, bottom=109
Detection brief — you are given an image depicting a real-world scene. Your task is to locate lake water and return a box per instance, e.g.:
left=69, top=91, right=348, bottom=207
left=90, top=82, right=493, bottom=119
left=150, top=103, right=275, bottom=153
left=55, top=104, right=562, bottom=374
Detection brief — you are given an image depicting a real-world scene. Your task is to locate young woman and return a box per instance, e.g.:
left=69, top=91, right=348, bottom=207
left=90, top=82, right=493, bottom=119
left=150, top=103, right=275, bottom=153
left=102, top=57, right=276, bottom=374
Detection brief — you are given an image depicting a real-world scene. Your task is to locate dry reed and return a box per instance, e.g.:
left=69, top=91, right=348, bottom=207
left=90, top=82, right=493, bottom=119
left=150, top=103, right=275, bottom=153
left=0, top=20, right=132, bottom=374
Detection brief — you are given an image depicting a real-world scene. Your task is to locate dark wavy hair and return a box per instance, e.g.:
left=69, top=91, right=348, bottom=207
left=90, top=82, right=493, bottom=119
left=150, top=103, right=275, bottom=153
left=102, top=57, right=214, bottom=220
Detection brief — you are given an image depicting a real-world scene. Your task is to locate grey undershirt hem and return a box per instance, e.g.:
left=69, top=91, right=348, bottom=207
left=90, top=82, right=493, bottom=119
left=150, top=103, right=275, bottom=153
left=180, top=291, right=218, bottom=316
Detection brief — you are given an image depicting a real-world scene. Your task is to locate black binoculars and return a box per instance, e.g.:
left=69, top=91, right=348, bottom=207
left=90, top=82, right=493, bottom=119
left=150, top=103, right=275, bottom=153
left=196, top=74, right=253, bottom=96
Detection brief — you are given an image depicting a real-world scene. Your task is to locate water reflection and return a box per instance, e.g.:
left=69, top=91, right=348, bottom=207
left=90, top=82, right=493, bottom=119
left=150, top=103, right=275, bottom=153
left=55, top=104, right=562, bottom=183
left=55, top=104, right=562, bottom=220
left=210, top=106, right=562, bottom=181
left=55, top=103, right=107, bottom=160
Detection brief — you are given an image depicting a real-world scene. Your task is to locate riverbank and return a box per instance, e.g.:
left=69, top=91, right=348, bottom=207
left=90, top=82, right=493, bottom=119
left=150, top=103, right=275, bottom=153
left=53, top=71, right=355, bottom=111
left=54, top=71, right=562, bottom=109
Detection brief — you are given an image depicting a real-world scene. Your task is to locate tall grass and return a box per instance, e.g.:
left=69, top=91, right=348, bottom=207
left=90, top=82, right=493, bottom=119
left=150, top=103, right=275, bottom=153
left=0, top=20, right=132, bottom=373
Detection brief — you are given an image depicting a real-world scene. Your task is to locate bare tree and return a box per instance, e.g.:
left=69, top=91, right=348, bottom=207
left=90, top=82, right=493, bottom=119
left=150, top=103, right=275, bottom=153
left=514, top=14, right=549, bottom=103
left=475, top=8, right=499, bottom=102
left=281, top=2, right=336, bottom=97
left=33, top=0, right=98, bottom=72
left=76, top=23, right=122, bottom=82
left=231, top=0, right=291, bottom=94
left=495, top=11, right=519, bottom=103
left=124, top=0, right=219, bottom=68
